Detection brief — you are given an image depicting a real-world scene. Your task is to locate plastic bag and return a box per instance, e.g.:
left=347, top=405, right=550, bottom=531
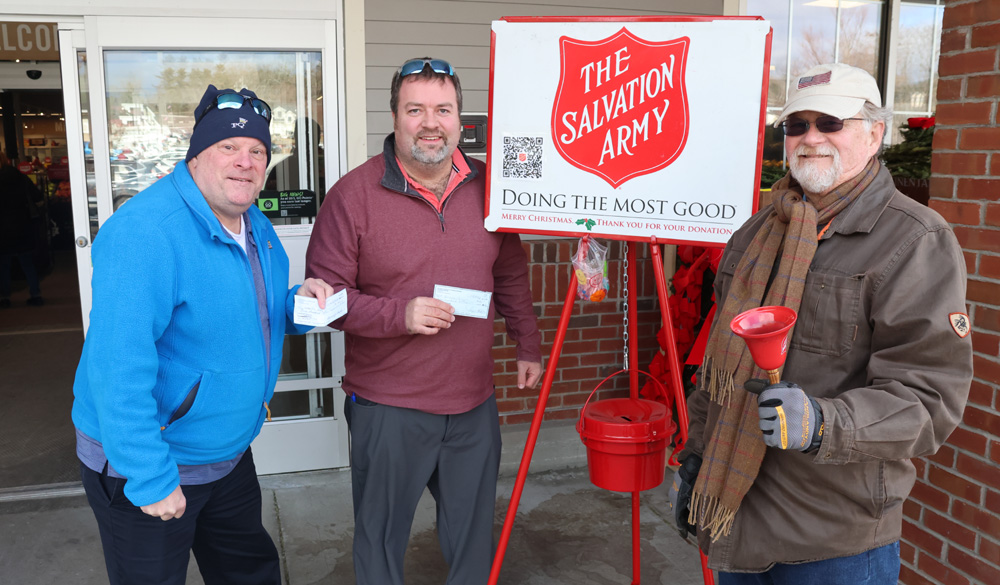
left=573, top=237, right=609, bottom=302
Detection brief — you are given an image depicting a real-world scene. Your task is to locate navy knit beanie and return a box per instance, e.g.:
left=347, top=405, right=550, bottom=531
left=186, top=85, right=272, bottom=164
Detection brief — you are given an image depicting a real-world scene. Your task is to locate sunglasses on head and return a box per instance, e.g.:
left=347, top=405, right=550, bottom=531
left=780, top=115, right=863, bottom=137
left=198, top=93, right=272, bottom=124
left=398, top=58, right=455, bottom=78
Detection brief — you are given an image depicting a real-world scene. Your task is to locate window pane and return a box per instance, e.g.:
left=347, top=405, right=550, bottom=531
left=102, top=50, right=324, bottom=223
left=278, top=333, right=336, bottom=379
left=272, top=332, right=342, bottom=419
left=791, top=0, right=837, bottom=76
left=749, top=0, right=791, bottom=108
left=838, top=1, right=883, bottom=78
left=894, top=2, right=942, bottom=113
left=268, top=387, right=336, bottom=420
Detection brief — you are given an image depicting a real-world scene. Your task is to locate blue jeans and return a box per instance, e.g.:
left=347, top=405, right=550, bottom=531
left=718, top=542, right=900, bottom=585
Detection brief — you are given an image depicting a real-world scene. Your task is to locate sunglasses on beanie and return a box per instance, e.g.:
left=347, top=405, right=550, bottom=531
left=197, top=93, right=272, bottom=124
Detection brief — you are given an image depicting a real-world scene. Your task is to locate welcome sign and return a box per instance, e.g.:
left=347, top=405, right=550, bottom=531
left=486, top=17, right=772, bottom=245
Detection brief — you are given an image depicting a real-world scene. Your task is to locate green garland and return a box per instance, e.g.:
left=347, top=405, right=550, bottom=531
left=881, top=122, right=934, bottom=180
left=760, top=160, right=787, bottom=189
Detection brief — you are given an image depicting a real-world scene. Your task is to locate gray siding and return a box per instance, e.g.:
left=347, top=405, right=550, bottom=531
left=364, top=0, right=726, bottom=156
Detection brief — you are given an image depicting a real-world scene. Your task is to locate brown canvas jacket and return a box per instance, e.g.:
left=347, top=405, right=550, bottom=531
left=683, top=165, right=973, bottom=572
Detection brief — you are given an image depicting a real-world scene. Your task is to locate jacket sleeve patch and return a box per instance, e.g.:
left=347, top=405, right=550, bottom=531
left=949, top=312, right=971, bottom=338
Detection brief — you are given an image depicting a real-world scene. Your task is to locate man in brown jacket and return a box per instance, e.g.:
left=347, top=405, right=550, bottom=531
left=669, top=63, right=973, bottom=584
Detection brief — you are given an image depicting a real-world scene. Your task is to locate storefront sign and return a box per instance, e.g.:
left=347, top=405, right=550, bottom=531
left=257, top=190, right=318, bottom=219
left=486, top=17, right=772, bottom=245
left=0, top=22, right=59, bottom=62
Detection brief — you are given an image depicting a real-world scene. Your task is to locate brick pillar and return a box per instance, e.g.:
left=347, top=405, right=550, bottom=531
left=493, top=239, right=662, bottom=426
left=900, top=2, right=1000, bottom=584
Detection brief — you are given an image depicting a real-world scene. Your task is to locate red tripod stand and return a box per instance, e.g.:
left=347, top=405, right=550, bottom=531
left=488, top=237, right=714, bottom=585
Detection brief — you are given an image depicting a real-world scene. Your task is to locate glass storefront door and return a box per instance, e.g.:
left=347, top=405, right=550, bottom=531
left=60, top=17, right=348, bottom=474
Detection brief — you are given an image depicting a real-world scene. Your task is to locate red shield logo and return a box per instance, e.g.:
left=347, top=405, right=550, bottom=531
left=551, top=28, right=690, bottom=188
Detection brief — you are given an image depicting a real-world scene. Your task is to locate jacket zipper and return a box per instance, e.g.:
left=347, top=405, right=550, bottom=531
left=398, top=172, right=474, bottom=233
left=160, top=381, right=200, bottom=430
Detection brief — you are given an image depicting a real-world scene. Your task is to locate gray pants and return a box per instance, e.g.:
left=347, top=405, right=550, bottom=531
left=345, top=394, right=502, bottom=585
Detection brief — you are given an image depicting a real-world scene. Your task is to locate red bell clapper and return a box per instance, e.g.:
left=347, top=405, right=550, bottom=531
left=729, top=306, right=797, bottom=384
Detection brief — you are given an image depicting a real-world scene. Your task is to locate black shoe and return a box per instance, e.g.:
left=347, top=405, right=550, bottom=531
left=0, top=298, right=10, bottom=308
left=26, top=296, right=44, bottom=307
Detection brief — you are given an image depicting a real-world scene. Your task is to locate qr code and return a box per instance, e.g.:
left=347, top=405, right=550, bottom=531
left=503, top=136, right=543, bottom=179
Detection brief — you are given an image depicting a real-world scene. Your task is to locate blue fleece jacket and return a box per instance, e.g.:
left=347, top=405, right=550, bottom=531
left=72, top=161, right=309, bottom=506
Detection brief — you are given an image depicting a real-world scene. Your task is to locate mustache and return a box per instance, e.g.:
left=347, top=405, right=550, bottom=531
left=793, top=144, right=837, bottom=157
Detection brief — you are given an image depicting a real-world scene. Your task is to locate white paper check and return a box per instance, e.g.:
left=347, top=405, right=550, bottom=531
left=433, top=285, right=492, bottom=319
left=293, top=289, right=348, bottom=327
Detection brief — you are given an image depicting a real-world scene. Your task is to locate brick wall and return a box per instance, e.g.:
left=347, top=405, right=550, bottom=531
left=902, top=2, right=1000, bottom=584
left=493, top=239, right=664, bottom=426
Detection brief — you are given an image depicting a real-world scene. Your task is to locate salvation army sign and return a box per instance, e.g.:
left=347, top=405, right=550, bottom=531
left=486, top=17, right=772, bottom=245
left=552, top=28, right=689, bottom=188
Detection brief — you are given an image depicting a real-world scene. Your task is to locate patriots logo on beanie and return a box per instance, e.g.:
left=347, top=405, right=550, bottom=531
left=186, top=84, right=272, bottom=164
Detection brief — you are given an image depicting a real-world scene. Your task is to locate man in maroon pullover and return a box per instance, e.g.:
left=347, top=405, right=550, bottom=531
left=306, top=58, right=542, bottom=585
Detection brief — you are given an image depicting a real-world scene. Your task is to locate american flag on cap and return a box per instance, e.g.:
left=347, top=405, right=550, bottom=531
left=798, top=71, right=832, bottom=89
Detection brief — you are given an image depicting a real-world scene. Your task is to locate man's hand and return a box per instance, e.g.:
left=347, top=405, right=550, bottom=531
left=405, top=297, right=455, bottom=335
left=296, top=278, right=335, bottom=308
left=667, top=454, right=702, bottom=538
left=140, top=485, right=186, bottom=521
left=516, top=360, right=542, bottom=389
left=745, top=379, right=823, bottom=451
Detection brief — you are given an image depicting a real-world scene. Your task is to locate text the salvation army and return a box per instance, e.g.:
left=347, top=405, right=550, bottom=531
left=558, top=47, right=677, bottom=166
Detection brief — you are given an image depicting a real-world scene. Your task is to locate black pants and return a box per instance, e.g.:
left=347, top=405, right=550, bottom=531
left=81, top=448, right=280, bottom=585
left=346, top=394, right=502, bottom=585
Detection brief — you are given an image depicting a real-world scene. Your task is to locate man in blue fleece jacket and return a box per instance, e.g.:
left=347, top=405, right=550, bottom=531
left=72, top=85, right=332, bottom=585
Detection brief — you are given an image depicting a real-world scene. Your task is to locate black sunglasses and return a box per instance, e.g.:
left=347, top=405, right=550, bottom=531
left=198, top=93, right=272, bottom=124
left=780, top=116, right=863, bottom=137
left=398, top=58, right=455, bottom=78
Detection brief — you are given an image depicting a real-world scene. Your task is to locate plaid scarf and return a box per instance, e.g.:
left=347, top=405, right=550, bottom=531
left=690, top=157, right=880, bottom=541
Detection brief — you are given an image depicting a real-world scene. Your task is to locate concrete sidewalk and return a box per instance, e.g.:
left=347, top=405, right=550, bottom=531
left=0, top=424, right=708, bottom=585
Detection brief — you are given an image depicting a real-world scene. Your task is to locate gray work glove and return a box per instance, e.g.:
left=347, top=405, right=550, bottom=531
left=745, top=379, right=824, bottom=452
left=667, top=453, right=702, bottom=538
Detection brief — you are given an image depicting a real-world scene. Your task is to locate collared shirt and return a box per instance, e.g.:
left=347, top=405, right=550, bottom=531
left=394, top=149, right=471, bottom=212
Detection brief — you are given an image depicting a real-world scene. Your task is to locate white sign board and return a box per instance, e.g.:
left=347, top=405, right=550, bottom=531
left=485, top=17, right=772, bottom=245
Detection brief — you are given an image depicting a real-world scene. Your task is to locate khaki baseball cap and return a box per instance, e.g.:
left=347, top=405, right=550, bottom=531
left=774, top=63, right=882, bottom=127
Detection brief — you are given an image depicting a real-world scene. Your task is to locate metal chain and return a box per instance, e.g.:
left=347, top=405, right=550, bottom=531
left=622, top=241, right=629, bottom=371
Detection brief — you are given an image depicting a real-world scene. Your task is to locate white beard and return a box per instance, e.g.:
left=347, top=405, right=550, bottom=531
left=789, top=144, right=841, bottom=194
